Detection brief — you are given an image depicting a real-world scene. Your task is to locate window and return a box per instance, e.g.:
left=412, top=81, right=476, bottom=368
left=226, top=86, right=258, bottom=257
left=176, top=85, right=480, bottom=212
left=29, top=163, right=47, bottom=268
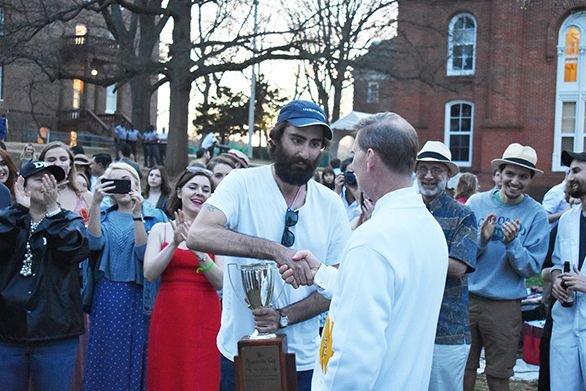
left=444, top=101, right=473, bottom=165
left=447, top=13, right=477, bottom=76
left=72, top=79, right=84, bottom=110
left=367, top=82, right=379, bottom=103
left=74, top=24, right=87, bottom=45
left=554, top=12, right=586, bottom=171
left=106, top=84, right=117, bottom=113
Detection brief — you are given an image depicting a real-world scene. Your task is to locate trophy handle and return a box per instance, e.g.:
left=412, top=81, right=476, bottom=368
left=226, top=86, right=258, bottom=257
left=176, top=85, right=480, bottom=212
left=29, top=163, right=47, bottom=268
left=269, top=266, right=287, bottom=308
left=227, top=263, right=250, bottom=307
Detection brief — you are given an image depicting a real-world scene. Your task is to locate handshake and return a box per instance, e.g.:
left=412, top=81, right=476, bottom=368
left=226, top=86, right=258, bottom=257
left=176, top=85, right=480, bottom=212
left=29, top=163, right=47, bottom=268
left=278, top=250, right=323, bottom=288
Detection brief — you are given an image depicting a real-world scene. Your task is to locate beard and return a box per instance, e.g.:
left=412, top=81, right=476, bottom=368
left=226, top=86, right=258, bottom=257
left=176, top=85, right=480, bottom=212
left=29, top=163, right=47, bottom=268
left=417, top=177, right=448, bottom=199
left=567, top=179, right=586, bottom=199
left=272, top=143, right=320, bottom=186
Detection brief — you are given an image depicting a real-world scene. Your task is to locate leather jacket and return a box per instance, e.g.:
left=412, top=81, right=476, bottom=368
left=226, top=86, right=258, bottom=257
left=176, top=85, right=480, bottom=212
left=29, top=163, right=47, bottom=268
left=0, top=205, right=89, bottom=342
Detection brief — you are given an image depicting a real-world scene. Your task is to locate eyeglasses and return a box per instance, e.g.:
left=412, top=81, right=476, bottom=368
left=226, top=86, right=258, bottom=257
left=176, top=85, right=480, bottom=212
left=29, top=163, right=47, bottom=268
left=185, top=166, right=213, bottom=177
left=415, top=166, right=446, bottom=177
left=281, top=208, right=299, bottom=247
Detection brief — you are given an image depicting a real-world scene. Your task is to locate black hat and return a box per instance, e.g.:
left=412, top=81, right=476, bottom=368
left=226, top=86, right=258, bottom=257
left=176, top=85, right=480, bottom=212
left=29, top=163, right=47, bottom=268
left=561, top=150, right=586, bottom=167
left=20, top=160, right=66, bottom=182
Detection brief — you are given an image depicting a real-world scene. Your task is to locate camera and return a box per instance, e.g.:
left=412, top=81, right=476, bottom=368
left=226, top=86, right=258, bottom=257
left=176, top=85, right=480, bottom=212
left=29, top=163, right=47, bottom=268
left=344, top=171, right=357, bottom=187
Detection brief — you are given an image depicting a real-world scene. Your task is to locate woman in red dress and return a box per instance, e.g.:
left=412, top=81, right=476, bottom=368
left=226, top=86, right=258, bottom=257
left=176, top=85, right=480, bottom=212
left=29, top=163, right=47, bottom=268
left=144, top=167, right=222, bottom=390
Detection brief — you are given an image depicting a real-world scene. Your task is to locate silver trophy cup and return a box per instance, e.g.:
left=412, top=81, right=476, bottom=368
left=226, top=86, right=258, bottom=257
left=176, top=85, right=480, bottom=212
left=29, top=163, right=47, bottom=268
left=228, top=261, right=280, bottom=339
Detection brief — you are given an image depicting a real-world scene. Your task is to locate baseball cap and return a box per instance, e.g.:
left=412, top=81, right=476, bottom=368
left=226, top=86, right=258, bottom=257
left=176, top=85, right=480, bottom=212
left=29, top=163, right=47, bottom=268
left=561, top=150, right=586, bottom=167
left=20, top=160, right=66, bottom=182
left=277, top=100, right=333, bottom=140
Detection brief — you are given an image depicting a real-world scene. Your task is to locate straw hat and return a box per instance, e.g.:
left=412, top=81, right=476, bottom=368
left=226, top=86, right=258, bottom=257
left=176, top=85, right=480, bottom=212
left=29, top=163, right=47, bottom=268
left=491, top=143, right=543, bottom=174
left=416, top=141, right=459, bottom=176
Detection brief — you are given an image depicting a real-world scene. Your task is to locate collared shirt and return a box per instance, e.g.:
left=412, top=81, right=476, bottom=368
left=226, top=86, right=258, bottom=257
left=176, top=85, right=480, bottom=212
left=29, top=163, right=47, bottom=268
left=427, top=192, right=478, bottom=345
left=340, top=187, right=360, bottom=222
left=313, top=187, right=448, bottom=390
left=126, top=128, right=141, bottom=142
left=114, top=124, right=127, bottom=140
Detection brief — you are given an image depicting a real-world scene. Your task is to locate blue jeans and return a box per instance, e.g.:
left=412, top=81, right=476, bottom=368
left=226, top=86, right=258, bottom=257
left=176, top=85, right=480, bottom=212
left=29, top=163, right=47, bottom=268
left=221, top=354, right=313, bottom=391
left=0, top=337, right=79, bottom=391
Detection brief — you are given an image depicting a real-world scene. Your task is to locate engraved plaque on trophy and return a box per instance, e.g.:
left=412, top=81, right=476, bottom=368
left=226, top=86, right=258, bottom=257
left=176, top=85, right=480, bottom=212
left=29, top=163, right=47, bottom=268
left=228, top=262, right=297, bottom=391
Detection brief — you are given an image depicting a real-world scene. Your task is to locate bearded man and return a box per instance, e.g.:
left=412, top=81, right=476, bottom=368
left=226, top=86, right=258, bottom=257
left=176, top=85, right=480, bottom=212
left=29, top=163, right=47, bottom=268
left=550, top=150, right=586, bottom=390
left=415, top=141, right=478, bottom=391
left=187, top=100, right=351, bottom=391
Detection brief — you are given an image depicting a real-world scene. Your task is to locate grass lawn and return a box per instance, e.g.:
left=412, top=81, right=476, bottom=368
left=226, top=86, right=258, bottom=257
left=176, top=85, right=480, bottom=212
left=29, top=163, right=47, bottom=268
left=475, top=374, right=538, bottom=390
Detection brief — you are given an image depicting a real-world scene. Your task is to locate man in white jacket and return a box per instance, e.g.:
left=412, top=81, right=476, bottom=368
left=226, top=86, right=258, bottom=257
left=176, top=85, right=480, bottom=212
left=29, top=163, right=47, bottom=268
left=282, top=112, right=449, bottom=390
left=550, top=150, right=586, bottom=390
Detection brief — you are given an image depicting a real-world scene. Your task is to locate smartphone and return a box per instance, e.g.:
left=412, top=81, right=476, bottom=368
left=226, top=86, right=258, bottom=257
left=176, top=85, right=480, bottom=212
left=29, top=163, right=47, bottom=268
left=101, top=178, right=131, bottom=194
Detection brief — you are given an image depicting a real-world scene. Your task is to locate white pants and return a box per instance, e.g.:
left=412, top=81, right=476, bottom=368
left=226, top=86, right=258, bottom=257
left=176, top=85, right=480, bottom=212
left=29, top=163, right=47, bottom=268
left=428, top=343, right=470, bottom=391
left=550, top=327, right=586, bottom=390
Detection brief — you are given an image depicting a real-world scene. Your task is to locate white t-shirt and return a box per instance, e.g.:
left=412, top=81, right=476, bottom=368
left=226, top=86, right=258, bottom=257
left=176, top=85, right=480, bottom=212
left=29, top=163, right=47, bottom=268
left=206, top=165, right=351, bottom=370
left=312, top=187, right=448, bottom=390
left=201, top=133, right=218, bottom=149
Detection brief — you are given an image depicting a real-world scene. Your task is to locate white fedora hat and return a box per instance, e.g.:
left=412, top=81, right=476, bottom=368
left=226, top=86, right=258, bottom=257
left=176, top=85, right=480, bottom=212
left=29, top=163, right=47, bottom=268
left=491, top=143, right=543, bottom=174
left=416, top=141, right=459, bottom=176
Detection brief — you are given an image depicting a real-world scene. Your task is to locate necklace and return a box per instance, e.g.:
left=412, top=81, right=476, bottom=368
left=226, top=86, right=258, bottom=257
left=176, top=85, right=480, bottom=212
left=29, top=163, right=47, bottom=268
left=20, top=217, right=43, bottom=277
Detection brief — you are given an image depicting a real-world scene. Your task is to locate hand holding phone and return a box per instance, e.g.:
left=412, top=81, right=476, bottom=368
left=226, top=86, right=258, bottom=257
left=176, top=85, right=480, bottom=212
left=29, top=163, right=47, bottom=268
left=101, top=178, right=131, bottom=194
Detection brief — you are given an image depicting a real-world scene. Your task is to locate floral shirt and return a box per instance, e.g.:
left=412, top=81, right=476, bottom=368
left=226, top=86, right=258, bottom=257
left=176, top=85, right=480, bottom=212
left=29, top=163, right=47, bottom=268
left=427, top=192, right=478, bottom=344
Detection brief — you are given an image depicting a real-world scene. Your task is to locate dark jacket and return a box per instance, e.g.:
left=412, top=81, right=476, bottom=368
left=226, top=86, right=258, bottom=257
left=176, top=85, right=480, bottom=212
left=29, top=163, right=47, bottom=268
left=0, top=205, right=89, bottom=342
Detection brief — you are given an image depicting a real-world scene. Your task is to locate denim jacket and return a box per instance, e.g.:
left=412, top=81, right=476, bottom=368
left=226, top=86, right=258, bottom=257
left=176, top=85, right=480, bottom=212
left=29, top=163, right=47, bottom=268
left=85, top=201, right=167, bottom=316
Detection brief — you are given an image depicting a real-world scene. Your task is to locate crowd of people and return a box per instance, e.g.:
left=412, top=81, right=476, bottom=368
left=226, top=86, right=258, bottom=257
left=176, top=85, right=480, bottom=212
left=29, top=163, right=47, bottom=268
left=0, top=99, right=584, bottom=391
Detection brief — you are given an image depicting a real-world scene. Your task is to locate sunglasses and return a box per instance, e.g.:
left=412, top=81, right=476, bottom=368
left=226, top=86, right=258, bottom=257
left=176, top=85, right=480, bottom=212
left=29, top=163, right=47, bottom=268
left=281, top=208, right=299, bottom=247
left=185, top=166, right=213, bottom=177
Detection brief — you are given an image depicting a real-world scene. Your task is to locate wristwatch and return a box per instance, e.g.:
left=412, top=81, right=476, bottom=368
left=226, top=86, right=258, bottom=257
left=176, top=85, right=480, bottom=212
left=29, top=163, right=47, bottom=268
left=277, top=308, right=289, bottom=329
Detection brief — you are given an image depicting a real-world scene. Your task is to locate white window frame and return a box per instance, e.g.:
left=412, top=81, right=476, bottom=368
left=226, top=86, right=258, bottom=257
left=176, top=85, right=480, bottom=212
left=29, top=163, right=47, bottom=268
left=554, top=12, right=586, bottom=172
left=367, top=81, right=379, bottom=103
left=444, top=100, right=474, bottom=166
left=447, top=13, right=477, bottom=76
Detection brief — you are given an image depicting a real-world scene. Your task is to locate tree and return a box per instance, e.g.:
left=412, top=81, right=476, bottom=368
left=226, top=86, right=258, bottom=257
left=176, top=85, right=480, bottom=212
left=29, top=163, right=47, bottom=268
left=193, top=73, right=287, bottom=146
left=284, top=0, right=398, bottom=122
left=0, top=0, right=307, bottom=173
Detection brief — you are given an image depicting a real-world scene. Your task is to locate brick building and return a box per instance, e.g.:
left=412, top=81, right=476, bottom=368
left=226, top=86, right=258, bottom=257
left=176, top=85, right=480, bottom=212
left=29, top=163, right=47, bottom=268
left=0, top=4, right=156, bottom=145
left=354, top=0, right=586, bottom=197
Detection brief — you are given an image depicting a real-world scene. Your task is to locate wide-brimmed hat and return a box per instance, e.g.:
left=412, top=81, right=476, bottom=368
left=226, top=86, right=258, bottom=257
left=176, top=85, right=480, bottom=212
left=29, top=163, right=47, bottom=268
left=561, top=150, right=586, bottom=167
left=20, top=160, right=66, bottom=182
left=74, top=154, right=91, bottom=166
left=491, top=143, right=543, bottom=174
left=416, top=141, right=459, bottom=176
left=277, top=100, right=333, bottom=140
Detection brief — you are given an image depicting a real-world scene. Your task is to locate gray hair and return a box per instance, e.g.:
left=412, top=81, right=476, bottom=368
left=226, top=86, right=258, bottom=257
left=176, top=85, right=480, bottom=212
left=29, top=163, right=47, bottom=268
left=354, top=112, right=419, bottom=175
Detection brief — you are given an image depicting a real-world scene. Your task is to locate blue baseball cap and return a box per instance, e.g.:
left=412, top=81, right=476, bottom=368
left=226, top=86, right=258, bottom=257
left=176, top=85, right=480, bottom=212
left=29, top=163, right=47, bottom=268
left=277, top=100, right=333, bottom=140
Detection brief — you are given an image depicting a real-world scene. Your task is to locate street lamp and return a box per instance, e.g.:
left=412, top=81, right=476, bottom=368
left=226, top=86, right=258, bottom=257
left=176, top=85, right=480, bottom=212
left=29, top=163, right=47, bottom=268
left=247, top=0, right=259, bottom=159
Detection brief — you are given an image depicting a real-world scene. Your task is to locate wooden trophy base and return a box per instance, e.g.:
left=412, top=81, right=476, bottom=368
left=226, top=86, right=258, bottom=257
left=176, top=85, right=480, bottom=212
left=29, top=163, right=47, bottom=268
left=235, top=333, right=297, bottom=391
